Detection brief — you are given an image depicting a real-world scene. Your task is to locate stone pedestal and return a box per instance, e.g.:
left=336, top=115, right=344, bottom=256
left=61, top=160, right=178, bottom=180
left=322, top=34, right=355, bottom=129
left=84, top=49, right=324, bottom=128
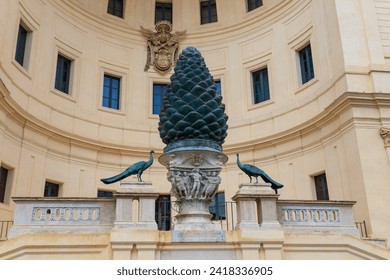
left=114, top=181, right=159, bottom=229
left=159, top=148, right=228, bottom=242
left=232, top=183, right=280, bottom=230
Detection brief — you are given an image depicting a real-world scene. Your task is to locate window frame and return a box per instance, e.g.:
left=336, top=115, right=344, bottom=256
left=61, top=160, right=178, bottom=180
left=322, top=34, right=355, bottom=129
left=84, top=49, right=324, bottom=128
left=107, top=0, right=124, bottom=18
left=288, top=27, right=318, bottom=92
left=51, top=40, right=81, bottom=100
left=313, top=173, right=330, bottom=201
left=298, top=43, right=315, bottom=85
left=0, top=166, right=9, bottom=203
left=15, top=24, right=28, bottom=66
left=251, top=67, right=270, bottom=105
left=200, top=0, right=218, bottom=25
left=44, top=181, right=60, bottom=197
left=0, top=164, right=13, bottom=205
left=247, top=0, right=263, bottom=12
left=13, top=15, right=37, bottom=76
left=155, top=2, right=173, bottom=24
left=54, top=53, right=72, bottom=94
left=103, top=74, right=121, bottom=110
left=155, top=195, right=171, bottom=231
left=98, top=64, right=127, bottom=114
left=152, top=83, right=169, bottom=115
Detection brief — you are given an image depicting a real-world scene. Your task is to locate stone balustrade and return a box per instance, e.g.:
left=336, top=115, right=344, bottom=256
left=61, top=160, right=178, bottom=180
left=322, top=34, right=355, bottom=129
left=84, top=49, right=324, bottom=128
left=277, top=200, right=359, bottom=236
left=9, top=197, right=115, bottom=236
left=8, top=187, right=360, bottom=238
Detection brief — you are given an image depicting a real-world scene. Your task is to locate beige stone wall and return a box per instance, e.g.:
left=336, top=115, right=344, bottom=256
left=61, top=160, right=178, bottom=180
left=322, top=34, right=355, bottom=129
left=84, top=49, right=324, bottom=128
left=1, top=231, right=389, bottom=260
left=1, top=0, right=390, bottom=246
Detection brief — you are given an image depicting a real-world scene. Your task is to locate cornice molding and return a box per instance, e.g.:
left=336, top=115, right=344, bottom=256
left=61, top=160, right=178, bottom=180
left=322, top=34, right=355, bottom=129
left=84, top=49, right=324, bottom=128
left=223, top=92, right=390, bottom=155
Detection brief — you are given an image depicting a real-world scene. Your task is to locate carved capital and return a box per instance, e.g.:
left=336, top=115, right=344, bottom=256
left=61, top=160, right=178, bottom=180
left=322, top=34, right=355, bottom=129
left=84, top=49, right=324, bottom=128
left=380, top=127, right=390, bottom=147
left=168, top=168, right=221, bottom=201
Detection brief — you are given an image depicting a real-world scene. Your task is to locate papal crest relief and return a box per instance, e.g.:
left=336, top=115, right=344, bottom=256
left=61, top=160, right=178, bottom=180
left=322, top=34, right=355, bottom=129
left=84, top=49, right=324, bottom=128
left=140, top=21, right=187, bottom=75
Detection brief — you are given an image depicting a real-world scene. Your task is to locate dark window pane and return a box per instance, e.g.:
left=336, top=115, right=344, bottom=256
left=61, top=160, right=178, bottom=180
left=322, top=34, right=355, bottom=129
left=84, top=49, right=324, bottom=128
left=153, top=83, right=168, bottom=114
left=108, top=0, right=124, bottom=18
left=314, top=173, right=329, bottom=200
left=155, top=195, right=171, bottom=230
left=44, top=182, right=59, bottom=197
left=155, top=2, right=173, bottom=24
left=215, top=80, right=221, bottom=95
left=209, top=192, right=225, bottom=220
left=103, top=74, right=121, bottom=110
left=252, top=68, right=270, bottom=104
left=0, top=167, right=9, bottom=203
left=201, top=0, right=218, bottom=24
left=247, top=0, right=263, bottom=12
left=55, top=54, right=71, bottom=94
left=299, top=44, right=314, bottom=84
left=15, top=25, right=28, bottom=66
left=98, top=190, right=113, bottom=198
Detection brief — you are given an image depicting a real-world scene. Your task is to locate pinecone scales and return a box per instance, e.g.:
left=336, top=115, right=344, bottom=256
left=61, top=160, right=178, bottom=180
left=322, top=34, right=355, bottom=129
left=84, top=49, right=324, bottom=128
left=158, top=47, right=228, bottom=151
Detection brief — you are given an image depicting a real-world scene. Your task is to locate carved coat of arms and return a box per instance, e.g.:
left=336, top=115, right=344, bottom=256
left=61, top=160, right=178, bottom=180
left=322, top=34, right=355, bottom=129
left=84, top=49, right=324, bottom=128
left=140, top=21, right=186, bottom=75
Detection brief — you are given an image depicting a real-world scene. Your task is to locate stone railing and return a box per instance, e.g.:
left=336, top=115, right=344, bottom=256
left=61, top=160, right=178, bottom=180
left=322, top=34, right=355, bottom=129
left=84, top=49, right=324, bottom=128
left=277, top=200, right=359, bottom=236
left=8, top=186, right=360, bottom=239
left=232, top=183, right=360, bottom=237
left=9, top=197, right=115, bottom=237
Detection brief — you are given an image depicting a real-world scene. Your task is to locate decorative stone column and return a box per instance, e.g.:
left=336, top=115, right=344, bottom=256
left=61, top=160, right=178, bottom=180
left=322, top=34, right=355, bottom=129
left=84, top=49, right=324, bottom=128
left=159, top=147, right=228, bottom=242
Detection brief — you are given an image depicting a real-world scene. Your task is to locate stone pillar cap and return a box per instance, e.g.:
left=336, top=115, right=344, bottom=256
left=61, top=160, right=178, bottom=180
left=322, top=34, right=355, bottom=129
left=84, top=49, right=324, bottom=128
left=232, top=183, right=280, bottom=200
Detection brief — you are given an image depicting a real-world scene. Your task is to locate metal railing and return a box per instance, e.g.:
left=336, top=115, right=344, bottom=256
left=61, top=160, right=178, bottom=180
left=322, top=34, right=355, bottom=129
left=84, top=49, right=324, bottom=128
left=212, top=202, right=237, bottom=231
left=0, top=221, right=13, bottom=240
left=356, top=221, right=368, bottom=238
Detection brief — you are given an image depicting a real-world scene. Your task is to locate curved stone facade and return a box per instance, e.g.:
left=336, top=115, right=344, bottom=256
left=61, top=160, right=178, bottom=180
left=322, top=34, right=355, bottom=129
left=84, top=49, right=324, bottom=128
left=1, top=0, right=390, bottom=252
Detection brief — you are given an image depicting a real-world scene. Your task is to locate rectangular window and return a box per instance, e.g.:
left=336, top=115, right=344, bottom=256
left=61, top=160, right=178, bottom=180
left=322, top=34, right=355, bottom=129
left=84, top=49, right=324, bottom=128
left=44, top=181, right=59, bottom=197
left=107, top=0, right=124, bottom=18
left=15, top=24, right=28, bottom=66
left=247, top=0, right=263, bottom=12
left=252, top=67, right=270, bottom=104
left=155, top=195, right=171, bottom=231
left=55, top=54, right=72, bottom=94
left=314, top=173, right=329, bottom=200
left=97, top=190, right=113, bottom=198
left=0, top=167, right=9, bottom=203
left=299, top=43, right=314, bottom=84
left=155, top=2, right=172, bottom=24
left=103, top=74, right=121, bottom=110
left=215, top=80, right=221, bottom=95
left=209, top=192, right=225, bottom=220
left=200, top=0, right=218, bottom=24
left=153, top=83, right=168, bottom=114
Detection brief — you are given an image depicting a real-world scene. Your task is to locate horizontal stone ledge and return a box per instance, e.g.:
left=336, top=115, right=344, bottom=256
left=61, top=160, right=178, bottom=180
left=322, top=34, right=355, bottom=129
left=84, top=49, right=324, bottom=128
left=12, top=197, right=115, bottom=202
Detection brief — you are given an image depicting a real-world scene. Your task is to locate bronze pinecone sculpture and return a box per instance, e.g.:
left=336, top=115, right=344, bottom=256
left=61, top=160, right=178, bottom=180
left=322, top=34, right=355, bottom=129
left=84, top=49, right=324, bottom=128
left=158, top=47, right=228, bottom=151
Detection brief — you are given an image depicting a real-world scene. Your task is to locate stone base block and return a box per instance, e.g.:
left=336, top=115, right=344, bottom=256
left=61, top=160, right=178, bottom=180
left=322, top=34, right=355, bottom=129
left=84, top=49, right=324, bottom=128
left=237, top=183, right=275, bottom=195
left=118, top=181, right=154, bottom=193
left=172, top=229, right=226, bottom=243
